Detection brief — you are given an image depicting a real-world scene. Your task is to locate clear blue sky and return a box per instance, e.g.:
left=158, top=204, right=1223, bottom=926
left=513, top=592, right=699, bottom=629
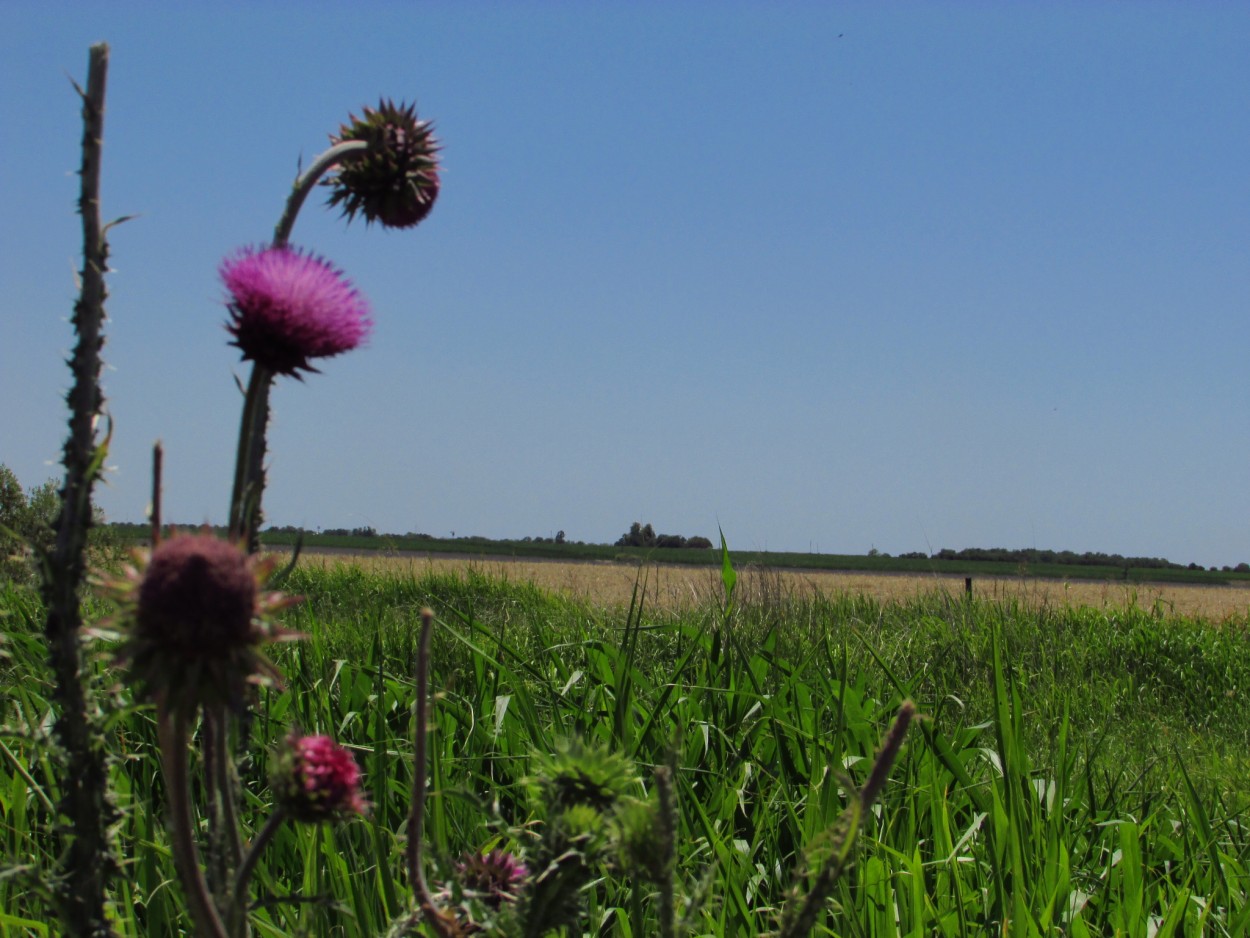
left=3, top=3, right=1248, bottom=566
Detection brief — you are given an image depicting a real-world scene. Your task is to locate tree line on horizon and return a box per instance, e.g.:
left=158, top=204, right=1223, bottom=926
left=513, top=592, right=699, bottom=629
left=6, top=461, right=1245, bottom=575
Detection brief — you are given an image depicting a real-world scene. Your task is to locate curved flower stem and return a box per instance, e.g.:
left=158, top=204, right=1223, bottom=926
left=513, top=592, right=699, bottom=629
left=271, top=139, right=368, bottom=248
left=229, top=807, right=287, bottom=935
left=406, top=608, right=455, bottom=937
left=227, top=139, right=368, bottom=553
left=157, top=705, right=230, bottom=938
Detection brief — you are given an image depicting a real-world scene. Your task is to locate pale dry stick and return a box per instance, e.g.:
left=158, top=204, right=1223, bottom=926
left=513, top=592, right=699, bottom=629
left=41, top=42, right=121, bottom=938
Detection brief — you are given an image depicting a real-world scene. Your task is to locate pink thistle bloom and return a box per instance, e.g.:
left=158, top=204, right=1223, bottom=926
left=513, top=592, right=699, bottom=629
left=457, top=849, right=529, bottom=907
left=99, top=531, right=300, bottom=716
left=220, top=246, right=371, bottom=377
left=272, top=733, right=367, bottom=822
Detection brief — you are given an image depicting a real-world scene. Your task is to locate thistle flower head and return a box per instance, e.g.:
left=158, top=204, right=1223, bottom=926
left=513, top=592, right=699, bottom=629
left=221, top=245, right=371, bottom=377
left=325, top=99, right=441, bottom=229
left=98, top=531, right=300, bottom=715
left=457, top=849, right=528, bottom=908
left=615, top=798, right=669, bottom=884
left=271, top=732, right=367, bottom=822
left=529, top=739, right=639, bottom=814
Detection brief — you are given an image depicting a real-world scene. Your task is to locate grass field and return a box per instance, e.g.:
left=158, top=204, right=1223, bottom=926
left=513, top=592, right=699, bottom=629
left=290, top=550, right=1250, bottom=621
left=3, top=556, right=1249, bottom=935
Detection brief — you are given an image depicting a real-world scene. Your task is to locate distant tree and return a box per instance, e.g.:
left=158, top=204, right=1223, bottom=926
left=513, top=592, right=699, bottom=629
left=616, top=522, right=711, bottom=550
left=555, top=530, right=566, bottom=544
left=1, top=465, right=83, bottom=583
left=1235, top=563, right=1250, bottom=574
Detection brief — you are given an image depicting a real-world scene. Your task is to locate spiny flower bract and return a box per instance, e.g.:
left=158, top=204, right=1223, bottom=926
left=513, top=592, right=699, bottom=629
left=221, top=245, right=371, bottom=377
left=98, top=531, right=300, bottom=715
left=457, top=849, right=529, bottom=908
left=271, top=732, right=367, bottom=822
left=529, top=738, right=639, bottom=814
left=325, top=98, right=441, bottom=229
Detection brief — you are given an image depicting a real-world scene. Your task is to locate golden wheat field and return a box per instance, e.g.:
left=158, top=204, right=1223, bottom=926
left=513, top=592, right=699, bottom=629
left=288, top=551, right=1250, bottom=622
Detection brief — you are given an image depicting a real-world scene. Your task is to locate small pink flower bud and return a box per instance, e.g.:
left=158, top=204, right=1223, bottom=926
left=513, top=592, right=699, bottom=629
left=457, top=849, right=528, bottom=907
left=272, top=733, right=366, bottom=822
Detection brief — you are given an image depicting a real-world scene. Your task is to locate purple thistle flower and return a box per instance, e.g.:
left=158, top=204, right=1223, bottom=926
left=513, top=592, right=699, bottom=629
left=100, top=532, right=300, bottom=715
left=272, top=733, right=367, bottom=822
left=220, top=246, right=371, bottom=377
left=457, top=849, right=529, bottom=908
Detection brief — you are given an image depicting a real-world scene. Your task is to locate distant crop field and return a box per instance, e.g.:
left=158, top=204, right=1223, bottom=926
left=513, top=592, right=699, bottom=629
left=285, top=550, right=1250, bottom=622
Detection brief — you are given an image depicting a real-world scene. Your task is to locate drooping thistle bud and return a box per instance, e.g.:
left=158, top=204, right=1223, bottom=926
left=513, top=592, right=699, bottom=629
left=271, top=732, right=367, bottom=822
left=220, top=245, right=372, bottom=378
left=100, top=532, right=299, bottom=715
left=325, top=99, right=441, bottom=229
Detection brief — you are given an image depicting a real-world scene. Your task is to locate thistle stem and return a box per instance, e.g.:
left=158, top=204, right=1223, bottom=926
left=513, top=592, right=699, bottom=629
left=230, top=807, right=287, bottom=935
left=227, top=364, right=273, bottom=550
left=205, top=708, right=244, bottom=896
left=271, top=139, right=367, bottom=248
left=407, top=608, right=455, bottom=937
left=41, top=41, right=120, bottom=937
left=227, top=139, right=368, bottom=553
left=157, top=706, right=231, bottom=938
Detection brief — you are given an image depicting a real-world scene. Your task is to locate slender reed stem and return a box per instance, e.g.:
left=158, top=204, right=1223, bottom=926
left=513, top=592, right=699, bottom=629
left=406, top=608, right=455, bottom=937
left=41, top=42, right=120, bottom=937
left=777, top=700, right=916, bottom=938
left=230, top=808, right=287, bottom=935
left=157, top=705, right=231, bottom=938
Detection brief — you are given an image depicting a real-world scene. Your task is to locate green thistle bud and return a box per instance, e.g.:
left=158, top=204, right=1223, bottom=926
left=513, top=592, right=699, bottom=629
left=530, top=739, right=639, bottom=814
left=325, top=99, right=440, bottom=229
left=615, top=798, right=669, bottom=884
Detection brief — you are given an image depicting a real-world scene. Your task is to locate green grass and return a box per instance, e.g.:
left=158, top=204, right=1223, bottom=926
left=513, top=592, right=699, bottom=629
left=2, top=564, right=1248, bottom=935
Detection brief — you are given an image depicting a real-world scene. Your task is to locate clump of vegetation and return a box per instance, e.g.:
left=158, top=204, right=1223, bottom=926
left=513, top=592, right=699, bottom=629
left=615, top=521, right=713, bottom=550
left=0, top=464, right=60, bottom=583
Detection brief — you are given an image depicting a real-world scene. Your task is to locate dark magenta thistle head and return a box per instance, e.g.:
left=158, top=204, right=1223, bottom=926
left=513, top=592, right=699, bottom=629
left=101, top=532, right=300, bottom=715
left=457, top=849, right=528, bottom=908
left=272, top=733, right=367, bottom=822
left=220, top=245, right=371, bottom=377
left=325, top=98, right=441, bottom=229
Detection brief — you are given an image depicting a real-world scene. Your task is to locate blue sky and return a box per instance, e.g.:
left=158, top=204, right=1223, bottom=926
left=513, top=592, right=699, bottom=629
left=3, top=3, right=1248, bottom=566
